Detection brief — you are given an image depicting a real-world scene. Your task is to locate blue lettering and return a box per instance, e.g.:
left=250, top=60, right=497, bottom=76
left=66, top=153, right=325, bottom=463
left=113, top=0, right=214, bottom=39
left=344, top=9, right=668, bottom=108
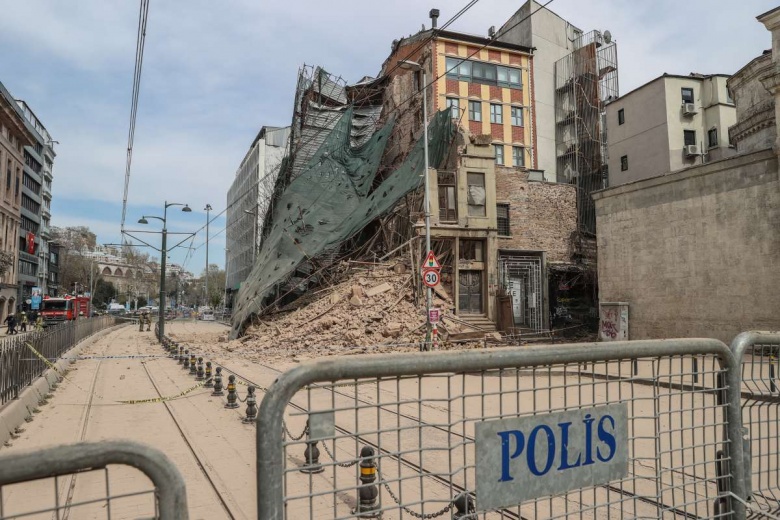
left=527, top=425, right=555, bottom=476
left=596, top=415, right=617, bottom=462
left=583, top=414, right=595, bottom=465
left=557, top=421, right=581, bottom=470
left=497, top=430, right=524, bottom=482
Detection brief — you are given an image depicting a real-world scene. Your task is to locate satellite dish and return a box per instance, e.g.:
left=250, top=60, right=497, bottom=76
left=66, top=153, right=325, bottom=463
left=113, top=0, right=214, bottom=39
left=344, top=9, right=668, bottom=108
left=603, top=30, right=612, bottom=44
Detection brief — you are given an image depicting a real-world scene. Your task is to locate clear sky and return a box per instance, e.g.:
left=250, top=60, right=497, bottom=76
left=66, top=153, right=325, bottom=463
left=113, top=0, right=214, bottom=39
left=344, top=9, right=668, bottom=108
left=0, top=0, right=775, bottom=274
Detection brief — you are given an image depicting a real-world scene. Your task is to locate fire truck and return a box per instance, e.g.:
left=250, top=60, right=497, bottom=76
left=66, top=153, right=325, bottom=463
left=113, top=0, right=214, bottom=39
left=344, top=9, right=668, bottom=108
left=39, top=295, right=91, bottom=327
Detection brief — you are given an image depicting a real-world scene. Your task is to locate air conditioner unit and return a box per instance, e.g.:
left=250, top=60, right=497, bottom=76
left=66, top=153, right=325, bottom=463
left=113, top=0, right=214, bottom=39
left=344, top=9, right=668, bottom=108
left=682, top=103, right=697, bottom=116
left=685, top=145, right=699, bottom=157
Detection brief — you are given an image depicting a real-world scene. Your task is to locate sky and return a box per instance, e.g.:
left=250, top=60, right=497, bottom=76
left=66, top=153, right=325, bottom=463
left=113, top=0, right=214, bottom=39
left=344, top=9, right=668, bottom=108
left=0, top=0, right=775, bottom=274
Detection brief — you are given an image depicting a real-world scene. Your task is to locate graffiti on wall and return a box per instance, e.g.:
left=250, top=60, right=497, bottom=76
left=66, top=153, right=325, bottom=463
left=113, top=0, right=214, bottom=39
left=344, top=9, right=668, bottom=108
left=600, top=305, right=628, bottom=341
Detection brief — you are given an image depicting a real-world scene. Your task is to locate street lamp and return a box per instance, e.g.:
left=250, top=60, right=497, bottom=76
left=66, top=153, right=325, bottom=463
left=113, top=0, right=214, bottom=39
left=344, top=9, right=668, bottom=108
left=398, top=58, right=432, bottom=350
left=204, top=204, right=212, bottom=308
left=138, top=201, right=192, bottom=341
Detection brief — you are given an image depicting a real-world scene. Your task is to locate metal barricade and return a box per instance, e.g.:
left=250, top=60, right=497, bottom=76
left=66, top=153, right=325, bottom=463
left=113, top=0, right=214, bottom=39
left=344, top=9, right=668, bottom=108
left=731, top=331, right=780, bottom=518
left=0, top=440, right=188, bottom=519
left=257, top=339, right=747, bottom=519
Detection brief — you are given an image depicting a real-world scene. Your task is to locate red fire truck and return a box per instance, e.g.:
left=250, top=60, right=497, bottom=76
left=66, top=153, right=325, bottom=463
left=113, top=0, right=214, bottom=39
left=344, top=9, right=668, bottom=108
left=39, top=295, right=91, bottom=327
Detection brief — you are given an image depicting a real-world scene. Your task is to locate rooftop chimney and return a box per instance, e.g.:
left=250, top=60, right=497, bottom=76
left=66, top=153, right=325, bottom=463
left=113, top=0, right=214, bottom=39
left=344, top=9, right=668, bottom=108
left=430, top=9, right=440, bottom=29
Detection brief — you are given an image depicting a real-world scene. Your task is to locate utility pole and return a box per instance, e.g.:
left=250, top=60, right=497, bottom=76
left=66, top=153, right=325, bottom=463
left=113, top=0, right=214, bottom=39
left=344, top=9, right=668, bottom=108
left=204, top=204, right=212, bottom=308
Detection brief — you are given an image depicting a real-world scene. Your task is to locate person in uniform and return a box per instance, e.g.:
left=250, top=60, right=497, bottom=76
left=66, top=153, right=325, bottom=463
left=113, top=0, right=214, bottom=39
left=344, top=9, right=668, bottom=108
left=138, top=311, right=145, bottom=332
left=146, top=311, right=152, bottom=332
left=35, top=314, right=43, bottom=331
left=19, top=312, right=28, bottom=333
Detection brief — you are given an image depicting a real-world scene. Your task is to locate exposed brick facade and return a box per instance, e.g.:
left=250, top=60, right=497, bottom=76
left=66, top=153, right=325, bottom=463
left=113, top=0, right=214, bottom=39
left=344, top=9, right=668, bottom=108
left=468, top=83, right=481, bottom=97
left=488, top=50, right=501, bottom=62
left=469, top=120, right=482, bottom=136
left=511, top=126, right=525, bottom=143
left=445, top=79, right=459, bottom=95
left=445, top=42, right=458, bottom=55
left=508, top=54, right=523, bottom=66
left=494, top=166, right=576, bottom=263
left=491, top=123, right=503, bottom=137
left=510, top=89, right=523, bottom=104
left=488, top=86, right=502, bottom=101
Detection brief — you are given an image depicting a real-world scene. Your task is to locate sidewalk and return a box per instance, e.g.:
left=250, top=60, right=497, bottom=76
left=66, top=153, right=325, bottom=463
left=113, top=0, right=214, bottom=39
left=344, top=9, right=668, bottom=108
left=0, top=321, right=269, bottom=520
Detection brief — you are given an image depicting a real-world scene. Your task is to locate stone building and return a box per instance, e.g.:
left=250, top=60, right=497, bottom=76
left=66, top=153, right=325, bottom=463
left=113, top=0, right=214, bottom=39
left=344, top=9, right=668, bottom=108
left=593, top=7, right=780, bottom=343
left=0, top=82, right=36, bottom=321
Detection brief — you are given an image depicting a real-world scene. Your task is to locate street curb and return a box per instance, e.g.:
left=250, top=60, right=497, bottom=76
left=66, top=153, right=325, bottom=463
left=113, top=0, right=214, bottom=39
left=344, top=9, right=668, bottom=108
left=0, top=323, right=129, bottom=446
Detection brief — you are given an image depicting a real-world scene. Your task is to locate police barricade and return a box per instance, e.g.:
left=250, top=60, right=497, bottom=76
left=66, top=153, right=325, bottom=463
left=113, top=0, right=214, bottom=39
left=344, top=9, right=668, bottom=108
left=0, top=440, right=188, bottom=519
left=731, top=331, right=780, bottom=518
left=257, top=339, right=747, bottom=519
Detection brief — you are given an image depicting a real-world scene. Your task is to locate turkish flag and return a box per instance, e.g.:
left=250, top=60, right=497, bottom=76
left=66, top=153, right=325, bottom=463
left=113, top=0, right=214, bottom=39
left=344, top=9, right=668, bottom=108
left=26, top=232, right=35, bottom=254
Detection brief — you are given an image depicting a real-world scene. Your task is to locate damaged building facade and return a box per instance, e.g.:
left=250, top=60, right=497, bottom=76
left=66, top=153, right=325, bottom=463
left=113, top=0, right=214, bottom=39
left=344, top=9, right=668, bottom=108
left=593, top=7, right=780, bottom=343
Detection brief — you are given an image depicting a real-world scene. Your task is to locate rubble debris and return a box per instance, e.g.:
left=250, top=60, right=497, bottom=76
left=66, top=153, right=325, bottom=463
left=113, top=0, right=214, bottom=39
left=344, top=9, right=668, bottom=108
left=365, top=283, right=392, bottom=297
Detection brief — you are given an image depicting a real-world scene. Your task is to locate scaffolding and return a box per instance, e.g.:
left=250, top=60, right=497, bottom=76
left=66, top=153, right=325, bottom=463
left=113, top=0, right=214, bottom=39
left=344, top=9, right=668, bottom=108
left=498, top=254, right=544, bottom=332
left=554, top=30, right=619, bottom=234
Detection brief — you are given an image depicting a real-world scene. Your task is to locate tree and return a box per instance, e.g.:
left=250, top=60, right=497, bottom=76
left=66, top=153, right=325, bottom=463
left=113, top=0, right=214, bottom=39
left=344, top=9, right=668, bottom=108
left=92, top=279, right=116, bottom=309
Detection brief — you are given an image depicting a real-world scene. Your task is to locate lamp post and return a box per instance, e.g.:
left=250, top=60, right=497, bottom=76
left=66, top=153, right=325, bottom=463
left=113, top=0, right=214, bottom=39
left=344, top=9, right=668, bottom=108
left=138, top=201, right=192, bottom=341
left=204, top=204, right=212, bottom=308
left=398, top=59, right=432, bottom=349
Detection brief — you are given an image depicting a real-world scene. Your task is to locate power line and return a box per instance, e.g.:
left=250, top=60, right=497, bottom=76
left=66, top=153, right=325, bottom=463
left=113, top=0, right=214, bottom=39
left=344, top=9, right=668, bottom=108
left=120, top=0, right=151, bottom=234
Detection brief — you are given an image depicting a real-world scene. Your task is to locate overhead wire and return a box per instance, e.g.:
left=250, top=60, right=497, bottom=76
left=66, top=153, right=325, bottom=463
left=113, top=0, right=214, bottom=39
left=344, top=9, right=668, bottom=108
left=120, top=0, right=151, bottom=235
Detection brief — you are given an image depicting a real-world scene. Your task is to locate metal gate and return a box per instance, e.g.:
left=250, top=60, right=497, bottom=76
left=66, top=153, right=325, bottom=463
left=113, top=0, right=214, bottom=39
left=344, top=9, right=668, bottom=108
left=498, top=255, right=543, bottom=331
left=257, top=339, right=747, bottom=519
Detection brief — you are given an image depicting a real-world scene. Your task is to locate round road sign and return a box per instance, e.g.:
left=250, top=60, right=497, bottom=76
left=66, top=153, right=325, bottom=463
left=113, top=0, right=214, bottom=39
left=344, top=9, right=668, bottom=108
left=422, top=268, right=440, bottom=288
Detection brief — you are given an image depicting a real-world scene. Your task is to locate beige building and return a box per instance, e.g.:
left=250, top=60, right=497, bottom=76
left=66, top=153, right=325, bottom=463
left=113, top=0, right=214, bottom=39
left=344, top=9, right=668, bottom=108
left=0, top=83, right=35, bottom=322
left=594, top=7, right=780, bottom=343
left=606, top=73, right=737, bottom=187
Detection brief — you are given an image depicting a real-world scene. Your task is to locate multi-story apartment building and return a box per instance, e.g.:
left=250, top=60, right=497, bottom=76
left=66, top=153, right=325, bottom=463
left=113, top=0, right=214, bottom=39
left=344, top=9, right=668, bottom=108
left=0, top=82, right=36, bottom=321
left=13, top=100, right=55, bottom=304
left=605, top=73, right=736, bottom=187
left=226, top=125, right=290, bottom=307
left=381, top=13, right=578, bottom=332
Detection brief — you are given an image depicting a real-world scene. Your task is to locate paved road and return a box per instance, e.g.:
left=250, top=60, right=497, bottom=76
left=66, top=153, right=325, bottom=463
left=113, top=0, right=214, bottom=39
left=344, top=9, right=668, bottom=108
left=0, top=321, right=274, bottom=520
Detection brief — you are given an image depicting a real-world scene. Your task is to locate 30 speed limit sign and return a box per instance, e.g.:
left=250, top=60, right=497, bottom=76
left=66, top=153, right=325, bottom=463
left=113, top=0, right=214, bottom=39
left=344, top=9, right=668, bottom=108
left=422, top=268, right=440, bottom=288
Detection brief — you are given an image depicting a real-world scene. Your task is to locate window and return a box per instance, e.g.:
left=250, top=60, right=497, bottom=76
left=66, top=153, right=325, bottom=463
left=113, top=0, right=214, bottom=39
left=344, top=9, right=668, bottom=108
left=510, top=106, right=523, bottom=127
left=620, top=155, right=628, bottom=171
left=494, top=144, right=504, bottom=165
left=684, top=130, right=696, bottom=147
left=6, top=161, right=11, bottom=193
left=512, top=146, right=525, bottom=167
left=466, top=173, right=486, bottom=217
left=446, top=97, right=460, bottom=120
left=15, top=171, right=20, bottom=199
left=445, top=57, right=472, bottom=81
left=497, top=204, right=510, bottom=236
left=437, top=171, right=457, bottom=222
left=618, top=108, right=625, bottom=125
left=490, top=104, right=503, bottom=124
left=681, top=87, right=694, bottom=104
left=708, top=128, right=718, bottom=148
left=469, top=101, right=482, bottom=122
left=459, top=239, right=484, bottom=261
left=472, top=61, right=497, bottom=85
left=445, top=56, right=522, bottom=89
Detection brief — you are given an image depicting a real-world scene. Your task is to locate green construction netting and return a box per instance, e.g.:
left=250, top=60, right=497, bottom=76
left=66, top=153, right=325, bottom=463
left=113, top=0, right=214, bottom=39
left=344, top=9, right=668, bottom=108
left=229, top=108, right=455, bottom=338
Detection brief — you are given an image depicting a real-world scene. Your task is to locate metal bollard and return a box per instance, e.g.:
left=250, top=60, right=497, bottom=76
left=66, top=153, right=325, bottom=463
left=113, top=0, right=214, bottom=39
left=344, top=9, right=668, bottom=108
left=212, top=367, right=224, bottom=396
left=300, top=420, right=324, bottom=474
left=452, top=493, right=475, bottom=519
left=225, top=375, right=239, bottom=408
left=355, top=446, right=380, bottom=517
left=183, top=350, right=190, bottom=370
left=243, top=386, right=258, bottom=423
left=204, top=362, right=213, bottom=388
left=189, top=354, right=197, bottom=375
left=196, top=357, right=205, bottom=381
left=178, top=346, right=185, bottom=364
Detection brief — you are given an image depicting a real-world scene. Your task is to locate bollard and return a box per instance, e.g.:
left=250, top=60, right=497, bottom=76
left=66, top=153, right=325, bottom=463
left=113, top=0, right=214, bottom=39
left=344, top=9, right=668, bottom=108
left=355, top=446, right=380, bottom=517
left=196, top=357, right=205, bottom=381
left=242, top=386, right=258, bottom=423
left=771, top=359, right=777, bottom=393
left=432, top=323, right=439, bottom=350
left=171, top=343, right=179, bottom=358
left=212, top=367, right=224, bottom=396
left=178, top=346, right=185, bottom=364
left=189, top=354, right=197, bottom=375
left=452, top=492, right=475, bottom=519
left=300, top=420, right=324, bottom=474
left=225, top=375, right=239, bottom=408
left=183, top=350, right=190, bottom=370
left=204, top=362, right=213, bottom=388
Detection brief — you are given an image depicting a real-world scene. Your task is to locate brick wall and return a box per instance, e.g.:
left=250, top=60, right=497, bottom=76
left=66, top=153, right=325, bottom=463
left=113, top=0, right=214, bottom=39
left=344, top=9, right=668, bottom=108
left=494, top=166, right=576, bottom=262
left=594, top=149, right=780, bottom=343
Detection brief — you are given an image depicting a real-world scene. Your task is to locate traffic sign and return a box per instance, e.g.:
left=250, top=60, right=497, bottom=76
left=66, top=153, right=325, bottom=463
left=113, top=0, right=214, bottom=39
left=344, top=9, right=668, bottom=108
left=421, top=250, right=441, bottom=270
left=422, top=268, right=440, bottom=288
left=428, top=308, right=440, bottom=323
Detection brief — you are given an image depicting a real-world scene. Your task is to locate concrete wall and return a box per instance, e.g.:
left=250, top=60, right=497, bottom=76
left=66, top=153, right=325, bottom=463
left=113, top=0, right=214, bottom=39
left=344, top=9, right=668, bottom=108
left=594, top=149, right=780, bottom=343
left=606, top=78, right=670, bottom=186
left=494, top=166, right=576, bottom=262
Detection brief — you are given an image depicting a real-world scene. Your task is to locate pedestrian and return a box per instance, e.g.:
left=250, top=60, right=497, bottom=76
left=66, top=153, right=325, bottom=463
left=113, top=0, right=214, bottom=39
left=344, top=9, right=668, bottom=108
left=35, top=315, right=43, bottom=331
left=145, top=312, right=152, bottom=332
left=4, top=313, right=13, bottom=335
left=19, top=312, right=28, bottom=333
left=138, top=312, right=145, bottom=332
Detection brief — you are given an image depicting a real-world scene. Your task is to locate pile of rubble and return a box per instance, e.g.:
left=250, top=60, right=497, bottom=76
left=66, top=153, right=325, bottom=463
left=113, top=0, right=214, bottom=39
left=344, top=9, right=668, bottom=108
left=214, top=262, right=491, bottom=362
